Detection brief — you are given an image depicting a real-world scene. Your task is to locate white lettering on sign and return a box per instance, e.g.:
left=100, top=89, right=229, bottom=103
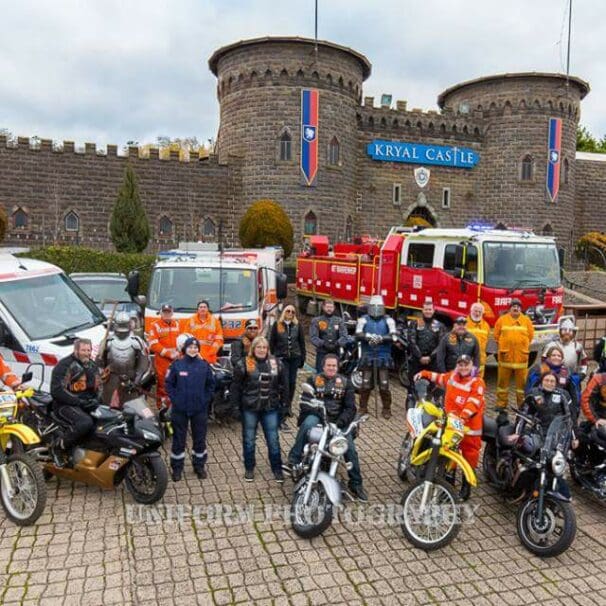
left=494, top=297, right=512, bottom=307
left=413, top=275, right=423, bottom=289
left=410, top=293, right=418, bottom=301
left=551, top=295, right=563, bottom=304
left=331, top=265, right=357, bottom=275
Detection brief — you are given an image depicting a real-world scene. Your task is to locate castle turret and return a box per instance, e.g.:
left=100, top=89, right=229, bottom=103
left=209, top=36, right=371, bottom=241
left=438, top=73, right=589, bottom=247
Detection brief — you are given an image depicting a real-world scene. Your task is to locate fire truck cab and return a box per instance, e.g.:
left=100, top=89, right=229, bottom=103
left=296, top=226, right=564, bottom=353
left=145, top=243, right=288, bottom=345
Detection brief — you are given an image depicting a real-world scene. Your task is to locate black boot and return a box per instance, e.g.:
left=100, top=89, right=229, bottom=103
left=380, top=391, right=392, bottom=420
left=171, top=468, right=183, bottom=482
left=358, top=391, right=370, bottom=415
left=194, top=467, right=207, bottom=480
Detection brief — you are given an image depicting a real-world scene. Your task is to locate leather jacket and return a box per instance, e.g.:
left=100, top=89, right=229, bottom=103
left=230, top=355, right=287, bottom=413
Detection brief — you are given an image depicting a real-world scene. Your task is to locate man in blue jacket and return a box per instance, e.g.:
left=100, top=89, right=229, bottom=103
left=165, top=336, right=216, bottom=482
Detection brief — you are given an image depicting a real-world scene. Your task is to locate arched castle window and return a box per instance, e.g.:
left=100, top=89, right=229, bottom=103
left=381, top=117, right=387, bottom=127
left=345, top=216, right=353, bottom=241
left=13, top=207, right=28, bottom=229
left=202, top=217, right=216, bottom=239
left=326, top=73, right=333, bottom=85
left=328, top=136, right=340, bottom=165
left=64, top=211, right=79, bottom=232
left=304, top=211, right=317, bottom=235
left=520, top=155, right=534, bottom=181
left=159, top=216, right=173, bottom=236
left=264, top=69, right=272, bottom=79
left=562, top=158, right=570, bottom=185
left=393, top=119, right=399, bottom=127
left=279, top=131, right=292, bottom=161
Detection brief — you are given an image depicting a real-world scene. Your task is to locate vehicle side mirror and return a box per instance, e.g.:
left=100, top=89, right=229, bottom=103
left=127, top=271, right=140, bottom=298
left=558, top=247, right=565, bottom=276
left=134, top=295, right=147, bottom=307
left=276, top=273, right=288, bottom=300
left=21, top=371, right=33, bottom=383
left=0, top=320, right=6, bottom=345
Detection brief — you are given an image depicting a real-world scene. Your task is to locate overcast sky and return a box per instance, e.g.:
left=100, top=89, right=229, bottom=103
left=1, top=0, right=604, bottom=148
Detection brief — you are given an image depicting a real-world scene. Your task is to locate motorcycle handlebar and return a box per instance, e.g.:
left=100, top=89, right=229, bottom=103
left=341, top=414, right=368, bottom=436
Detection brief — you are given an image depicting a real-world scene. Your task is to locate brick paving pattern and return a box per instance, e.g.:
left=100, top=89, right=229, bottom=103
left=1, top=362, right=605, bottom=605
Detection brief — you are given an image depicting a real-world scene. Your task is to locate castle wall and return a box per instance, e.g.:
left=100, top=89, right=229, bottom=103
left=0, top=136, right=234, bottom=251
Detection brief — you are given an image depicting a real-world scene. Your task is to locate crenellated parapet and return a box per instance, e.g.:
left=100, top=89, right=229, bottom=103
left=356, top=101, right=483, bottom=140
left=0, top=134, right=218, bottom=163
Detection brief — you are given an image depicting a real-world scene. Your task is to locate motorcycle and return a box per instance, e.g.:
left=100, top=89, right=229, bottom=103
left=210, top=355, right=238, bottom=422
left=0, top=380, right=47, bottom=526
left=289, top=383, right=367, bottom=539
left=19, top=391, right=168, bottom=504
left=569, top=423, right=606, bottom=500
left=482, top=410, right=576, bottom=557
left=340, top=312, right=363, bottom=389
left=397, top=378, right=434, bottom=482
left=400, top=395, right=476, bottom=550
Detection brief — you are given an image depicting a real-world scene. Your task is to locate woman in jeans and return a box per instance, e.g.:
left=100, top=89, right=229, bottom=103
left=230, top=336, right=288, bottom=483
left=269, top=305, right=306, bottom=432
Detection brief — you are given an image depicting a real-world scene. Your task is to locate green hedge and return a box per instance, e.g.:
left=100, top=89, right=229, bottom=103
left=18, top=246, right=156, bottom=294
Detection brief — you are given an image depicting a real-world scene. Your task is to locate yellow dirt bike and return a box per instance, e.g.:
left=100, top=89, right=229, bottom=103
left=0, top=385, right=47, bottom=526
left=400, top=399, right=477, bottom=550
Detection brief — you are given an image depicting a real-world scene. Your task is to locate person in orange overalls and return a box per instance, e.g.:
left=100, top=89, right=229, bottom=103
left=0, top=354, right=22, bottom=389
left=182, top=300, right=224, bottom=364
left=466, top=302, right=490, bottom=378
left=494, top=298, right=535, bottom=419
left=415, top=354, right=485, bottom=500
left=148, top=303, right=180, bottom=408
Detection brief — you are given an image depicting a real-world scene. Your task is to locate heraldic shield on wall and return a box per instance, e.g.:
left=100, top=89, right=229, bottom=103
left=301, top=89, right=319, bottom=186
left=414, top=166, right=430, bottom=188
left=546, top=117, right=562, bottom=203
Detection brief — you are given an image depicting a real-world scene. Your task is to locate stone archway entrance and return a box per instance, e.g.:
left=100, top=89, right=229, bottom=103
left=404, top=205, right=437, bottom=227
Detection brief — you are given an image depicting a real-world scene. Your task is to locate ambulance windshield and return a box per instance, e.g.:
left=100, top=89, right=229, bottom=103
left=483, top=242, right=560, bottom=289
left=0, top=272, right=105, bottom=341
left=148, top=267, right=258, bottom=313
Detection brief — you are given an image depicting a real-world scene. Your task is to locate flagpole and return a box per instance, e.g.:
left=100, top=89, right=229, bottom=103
left=566, top=0, right=572, bottom=89
left=314, top=0, right=318, bottom=58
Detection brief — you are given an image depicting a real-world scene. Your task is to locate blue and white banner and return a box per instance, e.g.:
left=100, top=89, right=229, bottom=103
left=367, top=139, right=479, bottom=168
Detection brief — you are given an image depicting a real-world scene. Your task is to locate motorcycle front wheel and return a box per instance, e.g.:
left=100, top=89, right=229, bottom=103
left=290, top=482, right=334, bottom=539
left=400, top=477, right=460, bottom=551
left=350, top=365, right=363, bottom=391
left=517, top=496, right=576, bottom=557
left=124, top=455, right=168, bottom=504
left=0, top=454, right=47, bottom=526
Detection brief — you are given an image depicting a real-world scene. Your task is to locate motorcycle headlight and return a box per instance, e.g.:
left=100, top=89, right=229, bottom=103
left=328, top=435, right=348, bottom=457
left=551, top=451, right=566, bottom=476
left=141, top=428, right=161, bottom=443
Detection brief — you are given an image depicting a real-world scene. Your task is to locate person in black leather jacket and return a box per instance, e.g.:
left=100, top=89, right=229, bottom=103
left=269, top=305, right=306, bottom=431
left=231, top=336, right=288, bottom=483
left=511, top=372, right=577, bottom=455
left=286, top=354, right=367, bottom=501
left=435, top=316, right=480, bottom=373
left=50, top=339, right=101, bottom=466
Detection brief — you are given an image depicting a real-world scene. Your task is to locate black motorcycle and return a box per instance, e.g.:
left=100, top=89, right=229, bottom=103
left=569, top=422, right=606, bottom=500
left=19, top=392, right=168, bottom=504
left=210, top=355, right=238, bottom=422
left=482, top=411, right=576, bottom=557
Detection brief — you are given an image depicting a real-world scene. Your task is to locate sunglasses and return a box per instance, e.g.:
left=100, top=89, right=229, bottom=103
left=285, top=309, right=295, bottom=314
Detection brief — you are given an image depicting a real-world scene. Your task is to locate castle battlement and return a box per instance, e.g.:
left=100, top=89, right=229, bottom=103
left=0, top=135, right=216, bottom=163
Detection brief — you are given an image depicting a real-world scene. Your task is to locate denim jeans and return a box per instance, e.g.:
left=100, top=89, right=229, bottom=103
left=279, top=357, right=301, bottom=419
left=287, top=414, right=363, bottom=487
left=241, top=409, right=283, bottom=473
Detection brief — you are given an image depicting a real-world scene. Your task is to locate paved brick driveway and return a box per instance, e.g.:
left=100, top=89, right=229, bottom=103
left=2, top=365, right=606, bottom=605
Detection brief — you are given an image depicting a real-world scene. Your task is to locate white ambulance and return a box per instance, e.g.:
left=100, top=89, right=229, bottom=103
left=0, top=254, right=107, bottom=390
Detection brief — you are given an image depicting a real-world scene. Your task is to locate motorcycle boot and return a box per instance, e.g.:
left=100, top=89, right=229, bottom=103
left=380, top=390, right=392, bottom=420
left=349, top=483, right=369, bottom=502
left=358, top=391, right=370, bottom=415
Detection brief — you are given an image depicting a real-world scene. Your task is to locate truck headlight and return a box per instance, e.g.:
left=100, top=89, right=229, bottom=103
left=328, top=436, right=348, bottom=457
left=551, top=451, right=566, bottom=476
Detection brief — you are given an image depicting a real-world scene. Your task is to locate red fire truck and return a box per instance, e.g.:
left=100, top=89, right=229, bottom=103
left=296, top=226, right=564, bottom=354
